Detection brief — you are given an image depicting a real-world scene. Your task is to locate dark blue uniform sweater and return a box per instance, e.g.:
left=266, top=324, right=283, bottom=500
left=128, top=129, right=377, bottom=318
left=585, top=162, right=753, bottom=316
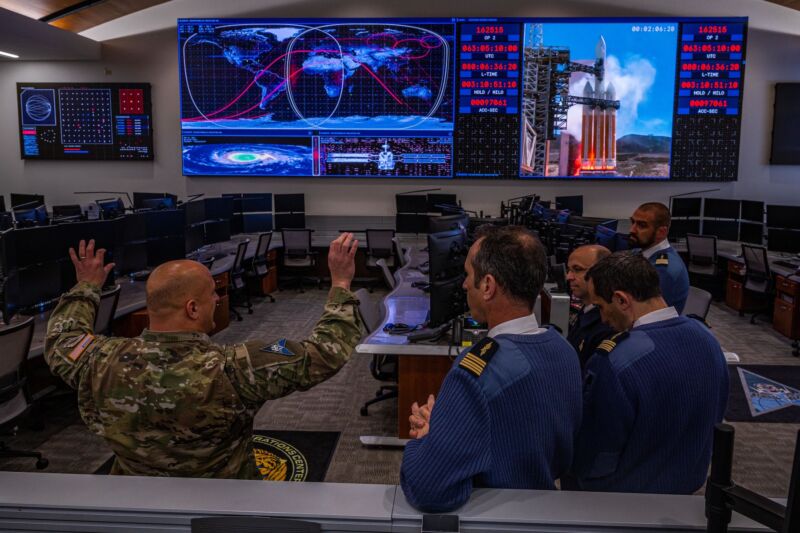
left=648, top=245, right=690, bottom=314
left=400, top=328, right=582, bottom=513
left=570, top=316, right=728, bottom=494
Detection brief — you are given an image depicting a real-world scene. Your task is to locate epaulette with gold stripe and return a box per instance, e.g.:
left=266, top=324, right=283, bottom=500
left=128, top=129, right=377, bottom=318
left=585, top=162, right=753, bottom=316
left=654, top=253, right=669, bottom=266
left=458, top=336, right=499, bottom=378
left=595, top=331, right=629, bottom=356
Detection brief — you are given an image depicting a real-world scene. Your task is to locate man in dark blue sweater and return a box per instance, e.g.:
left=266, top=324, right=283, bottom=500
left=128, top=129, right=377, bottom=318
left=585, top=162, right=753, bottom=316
left=569, top=252, right=728, bottom=494
left=400, top=226, right=582, bottom=513
left=629, top=202, right=690, bottom=313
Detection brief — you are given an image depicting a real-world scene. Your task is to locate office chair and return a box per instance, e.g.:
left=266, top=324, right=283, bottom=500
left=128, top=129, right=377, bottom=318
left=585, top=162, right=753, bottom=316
left=94, top=285, right=121, bottom=336
left=376, top=258, right=396, bottom=290
left=682, top=286, right=713, bottom=321
left=191, top=516, right=320, bottom=533
left=0, top=317, right=48, bottom=470
left=280, top=229, right=320, bottom=292
left=741, top=244, right=773, bottom=324
left=229, top=239, right=253, bottom=321
left=245, top=232, right=275, bottom=303
left=392, top=237, right=407, bottom=268
left=354, top=289, right=397, bottom=416
left=686, top=233, right=723, bottom=299
left=363, top=229, right=395, bottom=292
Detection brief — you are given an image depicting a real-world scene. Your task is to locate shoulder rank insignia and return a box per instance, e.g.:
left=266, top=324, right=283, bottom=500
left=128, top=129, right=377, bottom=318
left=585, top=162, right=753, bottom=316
left=595, top=331, right=629, bottom=356
left=260, top=339, right=295, bottom=356
left=655, top=253, right=669, bottom=266
left=459, top=336, right=498, bottom=377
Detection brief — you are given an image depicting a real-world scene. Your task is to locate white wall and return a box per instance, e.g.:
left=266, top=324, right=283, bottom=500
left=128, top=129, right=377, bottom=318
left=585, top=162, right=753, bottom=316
left=1, top=0, right=799, bottom=219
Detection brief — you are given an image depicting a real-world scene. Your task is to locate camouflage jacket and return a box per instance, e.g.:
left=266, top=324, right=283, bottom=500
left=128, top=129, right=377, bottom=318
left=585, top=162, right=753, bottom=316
left=44, top=281, right=363, bottom=479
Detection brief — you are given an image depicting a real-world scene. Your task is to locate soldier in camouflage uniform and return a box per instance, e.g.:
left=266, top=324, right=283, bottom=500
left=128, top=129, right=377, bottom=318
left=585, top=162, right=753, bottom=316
left=45, top=233, right=363, bottom=479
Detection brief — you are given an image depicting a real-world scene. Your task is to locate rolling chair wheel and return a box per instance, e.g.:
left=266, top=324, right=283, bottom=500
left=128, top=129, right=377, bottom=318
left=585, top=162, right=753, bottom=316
left=360, top=406, right=369, bottom=416
left=35, top=458, right=48, bottom=470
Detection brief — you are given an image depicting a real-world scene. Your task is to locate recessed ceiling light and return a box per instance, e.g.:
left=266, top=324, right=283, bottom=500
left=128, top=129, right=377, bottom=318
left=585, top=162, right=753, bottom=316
left=0, top=51, right=19, bottom=59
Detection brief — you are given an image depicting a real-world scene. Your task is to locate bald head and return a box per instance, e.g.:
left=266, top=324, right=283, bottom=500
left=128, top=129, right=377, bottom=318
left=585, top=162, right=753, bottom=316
left=571, top=244, right=611, bottom=264
left=567, top=244, right=611, bottom=303
left=146, top=260, right=218, bottom=333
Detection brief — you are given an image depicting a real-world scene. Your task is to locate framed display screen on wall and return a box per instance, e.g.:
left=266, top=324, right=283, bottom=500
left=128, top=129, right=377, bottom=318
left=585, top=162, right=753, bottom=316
left=178, top=17, right=746, bottom=180
left=17, top=82, right=154, bottom=161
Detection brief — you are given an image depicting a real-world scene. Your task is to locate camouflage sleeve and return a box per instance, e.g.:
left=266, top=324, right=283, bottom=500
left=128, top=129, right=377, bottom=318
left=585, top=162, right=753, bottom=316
left=223, top=286, right=364, bottom=407
left=44, top=281, right=103, bottom=389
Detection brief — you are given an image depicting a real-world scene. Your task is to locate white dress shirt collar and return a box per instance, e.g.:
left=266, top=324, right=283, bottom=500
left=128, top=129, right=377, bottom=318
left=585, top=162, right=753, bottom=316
left=633, top=306, right=679, bottom=328
left=642, top=239, right=671, bottom=260
left=488, top=312, right=547, bottom=337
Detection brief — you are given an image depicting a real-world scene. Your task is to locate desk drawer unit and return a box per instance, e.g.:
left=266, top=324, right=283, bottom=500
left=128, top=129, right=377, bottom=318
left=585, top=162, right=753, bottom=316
left=774, top=276, right=800, bottom=340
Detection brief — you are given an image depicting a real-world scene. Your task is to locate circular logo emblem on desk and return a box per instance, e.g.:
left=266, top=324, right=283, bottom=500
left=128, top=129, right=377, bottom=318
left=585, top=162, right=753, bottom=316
left=252, top=435, right=308, bottom=481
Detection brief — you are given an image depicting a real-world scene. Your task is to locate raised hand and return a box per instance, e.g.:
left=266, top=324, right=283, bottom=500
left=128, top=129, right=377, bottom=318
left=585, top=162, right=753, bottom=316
left=68, top=239, right=115, bottom=289
left=328, top=232, right=358, bottom=290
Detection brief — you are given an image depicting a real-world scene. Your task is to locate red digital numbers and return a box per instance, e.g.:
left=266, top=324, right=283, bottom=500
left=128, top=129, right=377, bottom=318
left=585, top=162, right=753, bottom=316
left=461, top=80, right=518, bottom=89
left=470, top=98, right=508, bottom=107
left=460, top=43, right=519, bottom=53
left=681, top=62, right=740, bottom=72
left=461, top=62, right=518, bottom=71
left=689, top=99, right=728, bottom=108
left=698, top=25, right=728, bottom=34
left=475, top=26, right=504, bottom=34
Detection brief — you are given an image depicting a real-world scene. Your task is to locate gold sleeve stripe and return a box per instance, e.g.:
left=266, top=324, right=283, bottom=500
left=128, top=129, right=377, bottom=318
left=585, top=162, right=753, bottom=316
left=459, top=358, right=485, bottom=375
left=463, top=354, right=487, bottom=369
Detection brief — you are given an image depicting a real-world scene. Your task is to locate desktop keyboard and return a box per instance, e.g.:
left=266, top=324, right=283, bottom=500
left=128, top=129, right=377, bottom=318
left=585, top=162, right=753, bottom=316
left=774, top=260, right=800, bottom=270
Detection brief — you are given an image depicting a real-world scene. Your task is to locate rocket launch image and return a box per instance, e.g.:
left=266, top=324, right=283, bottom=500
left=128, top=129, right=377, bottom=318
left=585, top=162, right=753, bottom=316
left=520, top=22, right=678, bottom=178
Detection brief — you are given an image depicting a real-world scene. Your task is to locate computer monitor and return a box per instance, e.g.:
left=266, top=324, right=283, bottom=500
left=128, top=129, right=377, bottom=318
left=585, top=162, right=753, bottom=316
left=739, top=222, right=764, bottom=245
left=740, top=201, right=764, bottom=223
left=52, top=204, right=82, bottom=219
left=428, top=275, right=467, bottom=328
left=703, top=198, right=740, bottom=219
left=427, top=229, right=467, bottom=281
left=6, top=262, right=62, bottom=311
left=147, top=236, right=186, bottom=266
left=238, top=194, right=272, bottom=213
left=184, top=201, right=206, bottom=226
left=0, top=197, right=4, bottom=212
left=62, top=220, right=117, bottom=256
left=133, top=192, right=177, bottom=210
left=145, top=210, right=184, bottom=239
left=428, top=213, right=469, bottom=234
left=766, top=204, right=800, bottom=230
left=274, top=194, right=304, bottom=213
left=9, top=225, right=65, bottom=268
left=555, top=195, right=584, bottom=216
left=204, top=197, right=234, bottom=220
left=0, top=213, right=12, bottom=231
left=204, top=220, right=231, bottom=245
left=396, top=194, right=428, bottom=214
left=670, top=197, right=702, bottom=218
left=114, top=242, right=148, bottom=274
left=767, top=228, right=800, bottom=254
left=242, top=213, right=273, bottom=233
left=119, top=213, right=147, bottom=243
left=614, top=232, right=630, bottom=252
left=668, top=219, right=701, bottom=242
left=275, top=213, right=305, bottom=229
left=427, top=194, right=457, bottom=214
left=595, top=225, right=616, bottom=250
left=13, top=208, right=38, bottom=226
left=702, top=220, right=739, bottom=241
left=97, top=198, right=125, bottom=219
left=396, top=213, right=428, bottom=234
left=185, top=225, right=205, bottom=254
left=10, top=193, right=44, bottom=209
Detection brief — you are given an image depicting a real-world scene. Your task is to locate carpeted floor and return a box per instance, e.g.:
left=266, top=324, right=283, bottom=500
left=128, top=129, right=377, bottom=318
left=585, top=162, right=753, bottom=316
left=2, top=289, right=798, bottom=497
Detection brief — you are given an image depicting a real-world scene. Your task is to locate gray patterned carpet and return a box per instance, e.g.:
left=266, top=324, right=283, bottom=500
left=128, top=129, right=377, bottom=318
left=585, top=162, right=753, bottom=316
left=2, top=289, right=798, bottom=497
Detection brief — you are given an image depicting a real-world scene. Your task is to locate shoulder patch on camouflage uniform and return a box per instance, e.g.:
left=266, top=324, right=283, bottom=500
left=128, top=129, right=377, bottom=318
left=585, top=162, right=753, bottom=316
left=260, top=339, right=295, bottom=356
left=595, top=331, right=629, bottom=356
left=67, top=334, right=95, bottom=361
left=655, top=253, right=669, bottom=266
left=459, top=336, right=499, bottom=377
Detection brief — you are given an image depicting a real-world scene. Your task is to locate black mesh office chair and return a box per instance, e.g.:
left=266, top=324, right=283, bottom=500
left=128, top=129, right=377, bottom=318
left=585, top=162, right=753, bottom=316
left=354, top=289, right=397, bottom=416
left=742, top=244, right=773, bottom=324
left=280, top=229, right=320, bottom=292
left=0, top=317, right=48, bottom=469
left=191, top=516, right=320, bottom=533
left=229, top=239, right=253, bottom=321
left=245, top=232, right=275, bottom=303
left=94, top=285, right=121, bottom=336
left=682, top=286, right=713, bottom=321
left=686, top=234, right=718, bottom=277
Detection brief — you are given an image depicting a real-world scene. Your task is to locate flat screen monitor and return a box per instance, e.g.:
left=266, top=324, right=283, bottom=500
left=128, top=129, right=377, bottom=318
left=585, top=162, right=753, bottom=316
left=204, top=197, right=234, bottom=220
left=427, top=194, right=458, bottom=213
left=240, top=196, right=272, bottom=213
left=133, top=193, right=177, bottom=210
left=555, top=195, right=584, bottom=216
left=14, top=205, right=48, bottom=226
left=18, top=82, right=153, bottom=160
left=770, top=83, right=800, bottom=165
left=63, top=220, right=117, bottom=255
left=97, top=198, right=125, bottom=219
left=10, top=193, right=44, bottom=210
left=184, top=201, right=206, bottom=225
left=9, top=226, right=66, bottom=267
left=704, top=198, right=740, bottom=219
left=739, top=222, right=763, bottom=245
left=178, top=17, right=747, bottom=181
left=147, top=236, right=186, bottom=266
left=668, top=219, right=701, bottom=241
left=242, top=213, right=273, bottom=233
left=141, top=198, right=175, bottom=210
left=274, top=194, right=304, bottom=213
left=145, top=210, right=185, bottom=239
left=428, top=213, right=469, bottom=234
left=396, top=195, right=428, bottom=214
left=114, top=242, right=148, bottom=274
left=428, top=229, right=467, bottom=281
left=740, top=200, right=764, bottom=223
left=766, top=204, right=800, bottom=229
left=767, top=228, right=800, bottom=254
left=119, top=213, right=147, bottom=242
left=204, top=220, right=231, bottom=244
left=429, top=275, right=467, bottom=327
left=0, top=197, right=4, bottom=212
left=670, top=197, right=702, bottom=218
left=275, top=213, right=305, bottom=229
left=396, top=214, right=428, bottom=234
left=185, top=225, right=204, bottom=254
left=595, top=225, right=616, bottom=249
left=702, top=220, right=739, bottom=241
left=8, top=262, right=63, bottom=310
